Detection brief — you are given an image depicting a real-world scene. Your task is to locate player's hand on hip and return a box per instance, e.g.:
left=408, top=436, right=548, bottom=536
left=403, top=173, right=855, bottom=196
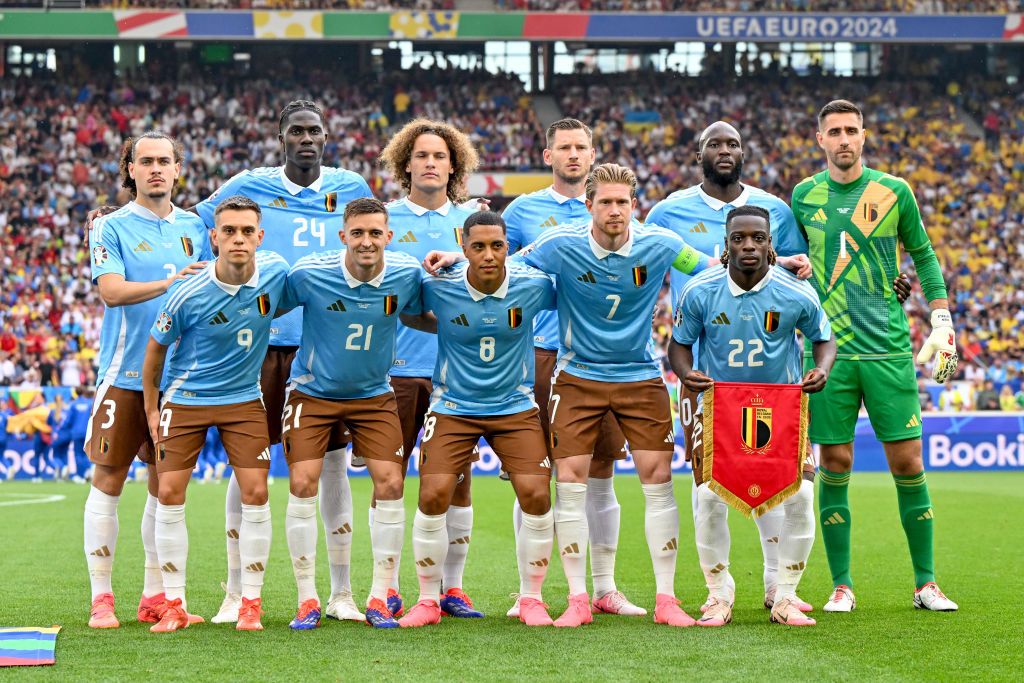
left=683, top=370, right=713, bottom=393
left=801, top=368, right=828, bottom=393
left=422, top=250, right=463, bottom=275
left=893, top=273, right=912, bottom=303
left=916, top=309, right=959, bottom=383
left=778, top=254, right=812, bottom=279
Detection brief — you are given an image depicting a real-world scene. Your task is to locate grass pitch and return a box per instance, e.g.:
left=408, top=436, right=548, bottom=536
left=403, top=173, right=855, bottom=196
left=0, top=472, right=1018, bottom=681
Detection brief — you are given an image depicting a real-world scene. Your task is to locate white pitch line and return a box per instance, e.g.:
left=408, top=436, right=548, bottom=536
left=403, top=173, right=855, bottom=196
left=0, top=492, right=67, bottom=507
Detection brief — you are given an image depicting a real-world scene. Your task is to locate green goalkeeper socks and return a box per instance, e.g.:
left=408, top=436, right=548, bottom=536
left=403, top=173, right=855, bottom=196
left=819, top=467, right=853, bottom=589
left=894, top=472, right=936, bottom=589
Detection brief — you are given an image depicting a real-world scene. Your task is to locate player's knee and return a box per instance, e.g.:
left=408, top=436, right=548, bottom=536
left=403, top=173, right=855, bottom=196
left=241, top=485, right=269, bottom=506
left=157, top=479, right=187, bottom=506
left=820, top=444, right=853, bottom=472
left=516, top=486, right=551, bottom=516
left=91, top=464, right=130, bottom=496
left=417, top=483, right=451, bottom=516
left=372, top=475, right=403, bottom=501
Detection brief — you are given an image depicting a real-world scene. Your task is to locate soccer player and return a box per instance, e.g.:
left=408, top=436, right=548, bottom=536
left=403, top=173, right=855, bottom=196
left=668, top=205, right=837, bottom=627
left=195, top=100, right=373, bottom=623
left=67, top=388, right=95, bottom=482
left=281, top=198, right=424, bottom=629
left=502, top=118, right=640, bottom=617
left=400, top=211, right=557, bottom=628
left=378, top=119, right=482, bottom=618
left=84, top=132, right=211, bottom=629
left=792, top=99, right=958, bottom=612
left=142, top=196, right=289, bottom=632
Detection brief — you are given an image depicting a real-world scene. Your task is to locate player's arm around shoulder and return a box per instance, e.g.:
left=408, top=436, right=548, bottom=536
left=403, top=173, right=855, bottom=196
left=668, top=274, right=714, bottom=392
left=142, top=284, right=189, bottom=445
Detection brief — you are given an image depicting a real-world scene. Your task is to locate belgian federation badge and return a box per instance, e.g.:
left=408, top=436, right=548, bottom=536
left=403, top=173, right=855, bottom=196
left=257, top=293, right=271, bottom=317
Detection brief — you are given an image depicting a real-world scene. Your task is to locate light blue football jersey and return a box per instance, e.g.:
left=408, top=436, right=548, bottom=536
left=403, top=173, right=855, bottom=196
left=90, top=202, right=213, bottom=392
left=646, top=183, right=808, bottom=309
left=672, top=265, right=831, bottom=385
left=152, top=251, right=290, bottom=406
left=521, top=222, right=708, bottom=383
left=421, top=262, right=556, bottom=416
left=385, top=197, right=476, bottom=378
left=503, top=186, right=591, bottom=352
left=284, top=250, right=423, bottom=400
left=194, top=166, right=372, bottom=347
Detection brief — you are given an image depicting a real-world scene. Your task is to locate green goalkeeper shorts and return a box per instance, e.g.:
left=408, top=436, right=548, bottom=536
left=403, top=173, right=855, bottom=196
left=804, top=355, right=923, bottom=444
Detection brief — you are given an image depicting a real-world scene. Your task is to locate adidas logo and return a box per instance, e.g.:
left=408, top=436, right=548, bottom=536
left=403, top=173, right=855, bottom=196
left=269, top=197, right=288, bottom=209
left=332, top=523, right=352, bottom=535
left=906, top=414, right=921, bottom=428
left=134, top=240, right=154, bottom=252
left=917, top=509, right=934, bottom=521
left=209, top=311, right=229, bottom=325
left=377, top=556, right=396, bottom=569
left=416, top=558, right=436, bottom=568
left=712, top=312, right=731, bottom=325
left=161, top=562, right=179, bottom=573
left=327, top=300, right=346, bottom=312
left=529, top=558, right=549, bottom=567
left=451, top=313, right=469, bottom=326
left=540, top=216, right=558, bottom=228
left=561, top=542, right=580, bottom=556
left=449, top=535, right=471, bottom=545
left=823, top=512, right=846, bottom=526
left=808, top=208, right=827, bottom=223
left=690, top=222, right=708, bottom=233
left=397, top=231, right=418, bottom=243
left=246, top=562, right=265, bottom=572
left=708, top=562, right=727, bottom=575
left=767, top=536, right=779, bottom=544
left=786, top=561, right=806, bottom=571
left=226, top=528, right=239, bottom=539
left=257, top=448, right=270, bottom=461
left=576, top=271, right=597, bottom=284
left=662, top=538, right=678, bottom=551
left=90, top=545, right=111, bottom=558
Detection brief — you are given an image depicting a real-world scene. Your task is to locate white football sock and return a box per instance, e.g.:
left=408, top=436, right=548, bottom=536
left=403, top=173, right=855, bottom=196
left=512, top=497, right=523, bottom=534
left=443, top=505, right=472, bottom=591
left=240, top=502, right=272, bottom=601
left=642, top=481, right=679, bottom=597
left=370, top=506, right=401, bottom=591
left=690, top=480, right=700, bottom=522
left=775, top=479, right=815, bottom=602
left=754, top=504, right=783, bottom=594
left=286, top=494, right=319, bottom=606
left=141, top=493, right=163, bottom=597
left=225, top=473, right=242, bottom=594
left=84, top=487, right=119, bottom=599
left=155, top=503, right=188, bottom=608
left=517, top=510, right=554, bottom=601
left=412, top=509, right=447, bottom=604
left=695, top=484, right=733, bottom=601
left=586, top=476, right=620, bottom=598
left=371, top=498, right=405, bottom=602
left=554, top=482, right=588, bottom=596
left=320, top=448, right=353, bottom=595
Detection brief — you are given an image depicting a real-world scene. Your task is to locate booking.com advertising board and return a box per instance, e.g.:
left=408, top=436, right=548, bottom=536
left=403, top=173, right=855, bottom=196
left=3, top=413, right=1022, bottom=480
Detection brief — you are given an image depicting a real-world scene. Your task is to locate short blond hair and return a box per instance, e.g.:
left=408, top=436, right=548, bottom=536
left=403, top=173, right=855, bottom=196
left=585, top=163, right=637, bottom=201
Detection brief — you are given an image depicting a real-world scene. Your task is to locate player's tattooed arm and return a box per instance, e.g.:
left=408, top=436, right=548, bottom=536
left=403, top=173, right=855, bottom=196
left=668, top=339, right=713, bottom=392
left=142, top=337, right=170, bottom=445
left=400, top=311, right=438, bottom=334
left=802, top=337, right=837, bottom=394
left=422, top=250, right=466, bottom=275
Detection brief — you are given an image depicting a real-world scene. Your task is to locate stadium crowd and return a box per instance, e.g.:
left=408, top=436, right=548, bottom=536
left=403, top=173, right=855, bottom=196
left=1, top=64, right=1022, bottom=465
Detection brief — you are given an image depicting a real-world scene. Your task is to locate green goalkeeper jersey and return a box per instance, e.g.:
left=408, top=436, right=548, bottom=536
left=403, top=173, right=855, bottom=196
left=791, top=166, right=947, bottom=360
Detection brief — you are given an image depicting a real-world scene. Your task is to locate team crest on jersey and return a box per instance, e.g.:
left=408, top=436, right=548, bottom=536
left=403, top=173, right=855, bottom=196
left=453, top=227, right=464, bottom=247
left=740, top=397, right=772, bottom=453
left=92, top=245, right=109, bottom=266
left=180, top=237, right=194, bottom=257
left=507, top=306, right=523, bottom=329
left=764, top=310, right=780, bottom=333
left=257, top=293, right=271, bottom=317
left=325, top=192, right=338, bottom=213
left=384, top=294, right=399, bottom=316
left=156, top=312, right=173, bottom=333
left=631, top=264, right=648, bottom=287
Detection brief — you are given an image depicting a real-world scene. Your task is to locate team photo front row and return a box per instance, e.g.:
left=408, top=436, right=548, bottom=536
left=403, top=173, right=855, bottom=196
left=81, top=103, right=959, bottom=634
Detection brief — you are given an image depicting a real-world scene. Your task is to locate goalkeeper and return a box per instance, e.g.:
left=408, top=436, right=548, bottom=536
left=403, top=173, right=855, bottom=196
left=791, top=99, right=958, bottom=613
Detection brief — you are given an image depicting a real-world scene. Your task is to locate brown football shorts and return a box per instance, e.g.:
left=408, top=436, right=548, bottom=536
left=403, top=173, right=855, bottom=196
left=391, top=375, right=433, bottom=461
left=156, top=399, right=270, bottom=473
left=419, top=408, right=551, bottom=477
left=535, top=349, right=627, bottom=461
left=86, top=385, right=154, bottom=467
left=548, top=371, right=674, bottom=459
left=282, top=389, right=404, bottom=465
left=264, top=346, right=349, bottom=449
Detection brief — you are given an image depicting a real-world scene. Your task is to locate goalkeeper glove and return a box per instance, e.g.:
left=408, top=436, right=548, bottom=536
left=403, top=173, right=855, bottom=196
left=915, top=309, right=958, bottom=383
